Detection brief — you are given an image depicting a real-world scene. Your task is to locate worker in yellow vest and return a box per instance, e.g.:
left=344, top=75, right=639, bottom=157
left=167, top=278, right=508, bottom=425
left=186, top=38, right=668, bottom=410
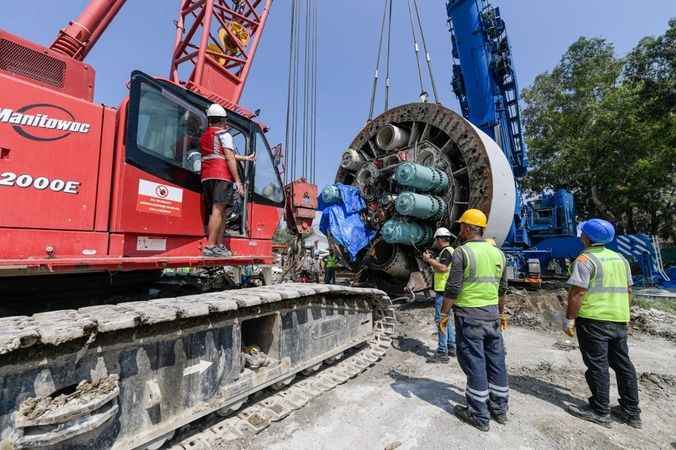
left=422, top=227, right=456, bottom=362
left=323, top=249, right=338, bottom=284
left=439, top=209, right=509, bottom=432
left=564, top=218, right=640, bottom=429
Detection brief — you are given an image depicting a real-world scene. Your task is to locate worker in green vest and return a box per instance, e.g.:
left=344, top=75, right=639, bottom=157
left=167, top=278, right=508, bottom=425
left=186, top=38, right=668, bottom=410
left=564, top=218, right=640, bottom=429
left=439, top=209, right=509, bottom=432
left=323, top=249, right=338, bottom=284
left=422, top=227, right=456, bottom=362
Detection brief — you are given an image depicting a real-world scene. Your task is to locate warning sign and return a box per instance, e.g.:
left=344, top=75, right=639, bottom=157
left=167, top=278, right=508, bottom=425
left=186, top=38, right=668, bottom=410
left=137, top=179, right=183, bottom=217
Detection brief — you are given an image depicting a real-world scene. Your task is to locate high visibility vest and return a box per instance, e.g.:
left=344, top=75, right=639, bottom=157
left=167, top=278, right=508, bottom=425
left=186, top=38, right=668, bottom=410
left=577, top=246, right=631, bottom=322
left=456, top=241, right=506, bottom=308
left=433, top=246, right=454, bottom=292
left=324, top=255, right=337, bottom=268
left=199, top=127, right=234, bottom=182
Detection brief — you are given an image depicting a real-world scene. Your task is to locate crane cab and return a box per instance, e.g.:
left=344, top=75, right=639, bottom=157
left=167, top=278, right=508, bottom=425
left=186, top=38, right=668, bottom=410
left=0, top=67, right=285, bottom=276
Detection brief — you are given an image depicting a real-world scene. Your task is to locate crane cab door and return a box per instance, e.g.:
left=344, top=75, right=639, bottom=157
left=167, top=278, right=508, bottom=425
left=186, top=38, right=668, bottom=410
left=111, top=71, right=262, bottom=256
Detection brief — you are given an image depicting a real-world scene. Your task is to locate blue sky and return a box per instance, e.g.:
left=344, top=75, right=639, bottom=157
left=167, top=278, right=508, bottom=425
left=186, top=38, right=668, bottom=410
left=2, top=1, right=674, bottom=190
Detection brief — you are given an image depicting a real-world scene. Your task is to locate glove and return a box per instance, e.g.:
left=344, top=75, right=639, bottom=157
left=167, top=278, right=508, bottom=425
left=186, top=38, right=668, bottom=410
left=500, top=314, right=509, bottom=331
left=562, top=318, right=575, bottom=337
left=439, top=313, right=450, bottom=335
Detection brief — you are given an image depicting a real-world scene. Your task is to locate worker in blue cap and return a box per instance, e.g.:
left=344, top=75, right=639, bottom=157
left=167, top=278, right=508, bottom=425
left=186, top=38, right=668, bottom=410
left=564, top=218, right=641, bottom=429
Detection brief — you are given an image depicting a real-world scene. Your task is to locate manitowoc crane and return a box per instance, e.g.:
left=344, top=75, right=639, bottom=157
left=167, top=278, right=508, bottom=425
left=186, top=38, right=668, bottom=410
left=0, top=1, right=393, bottom=448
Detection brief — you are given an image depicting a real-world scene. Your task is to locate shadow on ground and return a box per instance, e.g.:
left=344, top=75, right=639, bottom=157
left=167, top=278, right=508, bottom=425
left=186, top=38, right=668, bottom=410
left=509, top=373, right=584, bottom=412
left=392, top=336, right=434, bottom=358
left=388, top=369, right=465, bottom=413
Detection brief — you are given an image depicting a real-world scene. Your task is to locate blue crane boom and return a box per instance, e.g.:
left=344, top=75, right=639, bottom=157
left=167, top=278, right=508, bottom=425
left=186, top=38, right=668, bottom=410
left=447, top=0, right=527, bottom=178
left=446, top=0, right=578, bottom=283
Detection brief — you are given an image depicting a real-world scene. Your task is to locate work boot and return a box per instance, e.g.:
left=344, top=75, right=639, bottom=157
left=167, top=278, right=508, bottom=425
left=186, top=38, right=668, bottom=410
left=426, top=352, right=449, bottom=364
left=453, top=405, right=489, bottom=432
left=447, top=346, right=457, bottom=357
left=213, top=245, right=232, bottom=257
left=566, top=403, right=611, bottom=428
left=490, top=410, right=508, bottom=425
left=610, top=405, right=642, bottom=429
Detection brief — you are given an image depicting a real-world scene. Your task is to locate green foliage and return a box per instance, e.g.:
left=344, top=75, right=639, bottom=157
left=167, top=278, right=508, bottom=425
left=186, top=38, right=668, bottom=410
left=522, top=22, right=676, bottom=240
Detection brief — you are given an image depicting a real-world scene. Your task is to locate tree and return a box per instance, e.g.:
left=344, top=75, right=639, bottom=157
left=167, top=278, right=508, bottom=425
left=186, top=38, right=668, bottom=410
left=522, top=25, right=676, bottom=241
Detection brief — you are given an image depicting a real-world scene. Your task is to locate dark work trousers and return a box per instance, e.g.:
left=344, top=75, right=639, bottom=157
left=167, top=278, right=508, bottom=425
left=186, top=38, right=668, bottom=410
left=455, top=315, right=509, bottom=425
left=324, top=267, right=336, bottom=284
left=576, top=317, right=640, bottom=416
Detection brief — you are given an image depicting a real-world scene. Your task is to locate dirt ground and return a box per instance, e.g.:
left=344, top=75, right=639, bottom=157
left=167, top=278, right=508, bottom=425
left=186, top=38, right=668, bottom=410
left=239, top=289, right=676, bottom=450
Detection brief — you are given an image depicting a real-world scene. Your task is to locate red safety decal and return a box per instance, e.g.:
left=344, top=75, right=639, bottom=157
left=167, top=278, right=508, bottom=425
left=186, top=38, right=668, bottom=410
left=136, top=179, right=183, bottom=217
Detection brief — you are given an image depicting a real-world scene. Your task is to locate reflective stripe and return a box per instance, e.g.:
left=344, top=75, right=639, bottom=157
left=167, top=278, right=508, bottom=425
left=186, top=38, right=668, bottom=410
left=472, top=276, right=500, bottom=283
left=587, top=286, right=630, bottom=294
left=201, top=154, right=225, bottom=161
left=488, top=383, right=509, bottom=392
left=467, top=386, right=489, bottom=398
left=466, top=391, right=489, bottom=402
left=488, top=383, right=509, bottom=398
left=462, top=247, right=478, bottom=281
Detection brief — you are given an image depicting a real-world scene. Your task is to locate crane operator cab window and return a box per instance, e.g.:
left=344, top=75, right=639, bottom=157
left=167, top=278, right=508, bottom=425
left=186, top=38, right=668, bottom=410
left=134, top=82, right=207, bottom=174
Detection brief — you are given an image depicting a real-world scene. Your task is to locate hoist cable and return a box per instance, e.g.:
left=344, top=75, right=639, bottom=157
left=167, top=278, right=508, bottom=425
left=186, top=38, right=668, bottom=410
left=407, top=0, right=426, bottom=97
left=368, top=0, right=390, bottom=121
left=284, top=0, right=298, bottom=183
left=384, top=0, right=393, bottom=111
left=412, top=0, right=440, bottom=103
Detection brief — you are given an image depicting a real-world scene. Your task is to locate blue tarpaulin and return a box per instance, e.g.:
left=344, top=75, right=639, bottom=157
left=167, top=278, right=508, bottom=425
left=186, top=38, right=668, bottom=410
left=318, top=184, right=375, bottom=261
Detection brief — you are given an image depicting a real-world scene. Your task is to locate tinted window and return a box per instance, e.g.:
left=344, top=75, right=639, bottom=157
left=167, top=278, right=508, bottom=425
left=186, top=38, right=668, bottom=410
left=136, top=83, right=206, bottom=174
left=254, top=130, right=284, bottom=204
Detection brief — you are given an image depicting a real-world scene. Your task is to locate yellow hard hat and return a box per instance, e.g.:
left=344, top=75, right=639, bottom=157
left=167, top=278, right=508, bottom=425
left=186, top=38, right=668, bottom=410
left=456, top=208, right=488, bottom=228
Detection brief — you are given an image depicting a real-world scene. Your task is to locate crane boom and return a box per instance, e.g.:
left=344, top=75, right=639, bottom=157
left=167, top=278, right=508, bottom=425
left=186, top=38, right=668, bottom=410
left=50, top=0, right=127, bottom=61
left=447, top=0, right=527, bottom=178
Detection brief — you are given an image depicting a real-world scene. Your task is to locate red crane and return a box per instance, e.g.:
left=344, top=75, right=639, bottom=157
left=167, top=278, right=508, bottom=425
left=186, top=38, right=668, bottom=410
left=0, top=0, right=288, bottom=280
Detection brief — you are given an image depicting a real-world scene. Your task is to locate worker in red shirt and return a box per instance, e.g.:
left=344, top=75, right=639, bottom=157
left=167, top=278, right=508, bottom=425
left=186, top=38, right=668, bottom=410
left=200, top=104, right=254, bottom=257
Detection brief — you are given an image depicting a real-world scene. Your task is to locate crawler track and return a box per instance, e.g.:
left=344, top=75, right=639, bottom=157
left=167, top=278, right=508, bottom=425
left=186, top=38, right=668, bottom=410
left=0, top=283, right=395, bottom=450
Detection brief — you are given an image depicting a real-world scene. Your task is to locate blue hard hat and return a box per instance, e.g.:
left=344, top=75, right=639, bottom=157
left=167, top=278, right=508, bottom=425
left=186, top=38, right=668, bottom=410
left=579, top=218, right=615, bottom=244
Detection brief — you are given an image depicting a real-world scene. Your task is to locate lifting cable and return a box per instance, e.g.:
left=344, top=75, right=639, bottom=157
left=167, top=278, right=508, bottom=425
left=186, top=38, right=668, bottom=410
left=369, top=0, right=440, bottom=122
left=411, top=0, right=439, bottom=103
left=407, top=0, right=426, bottom=99
left=284, top=0, right=318, bottom=184
left=384, top=0, right=393, bottom=112
left=368, top=0, right=391, bottom=121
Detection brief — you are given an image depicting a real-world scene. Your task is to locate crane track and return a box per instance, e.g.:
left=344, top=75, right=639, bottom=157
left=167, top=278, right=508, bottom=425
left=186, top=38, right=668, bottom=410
left=168, top=309, right=395, bottom=449
left=0, top=283, right=396, bottom=450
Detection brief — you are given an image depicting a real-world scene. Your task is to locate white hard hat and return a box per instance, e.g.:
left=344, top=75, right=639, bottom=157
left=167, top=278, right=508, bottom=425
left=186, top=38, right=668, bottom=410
left=434, top=227, right=452, bottom=239
left=206, top=103, right=228, bottom=118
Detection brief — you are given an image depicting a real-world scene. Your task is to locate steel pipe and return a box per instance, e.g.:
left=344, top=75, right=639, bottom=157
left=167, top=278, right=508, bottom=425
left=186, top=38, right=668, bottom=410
left=376, top=124, right=410, bottom=151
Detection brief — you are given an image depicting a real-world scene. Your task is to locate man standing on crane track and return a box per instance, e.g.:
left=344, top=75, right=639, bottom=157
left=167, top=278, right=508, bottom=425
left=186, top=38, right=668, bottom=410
left=563, top=218, right=641, bottom=429
left=200, top=104, right=255, bottom=257
left=439, top=209, right=509, bottom=432
left=422, top=227, right=456, bottom=363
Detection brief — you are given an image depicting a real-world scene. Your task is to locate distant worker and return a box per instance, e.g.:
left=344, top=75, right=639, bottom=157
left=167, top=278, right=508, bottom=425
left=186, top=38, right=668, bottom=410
left=422, top=227, right=456, bottom=362
left=199, top=104, right=254, bottom=257
left=299, top=249, right=315, bottom=283
left=312, top=255, right=322, bottom=283
left=563, top=218, right=640, bottom=428
left=439, top=209, right=509, bottom=432
left=323, top=249, right=338, bottom=284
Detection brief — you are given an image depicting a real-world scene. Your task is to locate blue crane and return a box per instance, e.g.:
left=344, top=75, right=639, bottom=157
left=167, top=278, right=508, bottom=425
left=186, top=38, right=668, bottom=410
left=447, top=0, right=578, bottom=283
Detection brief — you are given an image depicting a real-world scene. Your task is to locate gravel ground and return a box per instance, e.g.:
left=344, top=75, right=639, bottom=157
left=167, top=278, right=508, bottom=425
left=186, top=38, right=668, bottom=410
left=238, top=295, right=676, bottom=450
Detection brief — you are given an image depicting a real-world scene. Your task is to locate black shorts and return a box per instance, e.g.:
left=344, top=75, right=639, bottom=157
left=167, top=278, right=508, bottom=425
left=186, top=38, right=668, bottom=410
left=203, top=180, right=236, bottom=211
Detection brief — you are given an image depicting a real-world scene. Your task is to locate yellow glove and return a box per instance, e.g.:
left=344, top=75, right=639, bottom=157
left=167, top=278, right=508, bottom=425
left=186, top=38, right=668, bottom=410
left=439, top=313, right=450, bottom=335
left=562, top=318, right=575, bottom=337
left=500, top=314, right=509, bottom=331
